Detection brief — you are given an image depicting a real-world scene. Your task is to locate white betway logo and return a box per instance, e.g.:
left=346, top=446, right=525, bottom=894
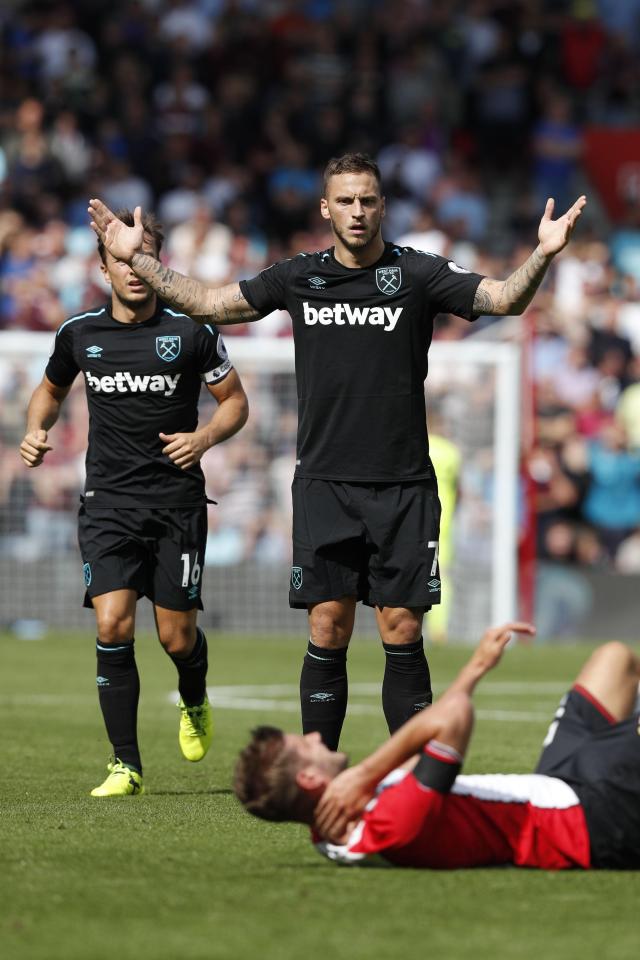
left=86, top=370, right=181, bottom=397
left=303, top=301, right=402, bottom=333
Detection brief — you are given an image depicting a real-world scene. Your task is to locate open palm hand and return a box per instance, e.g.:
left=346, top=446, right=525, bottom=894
left=538, top=195, right=587, bottom=257
left=88, top=200, right=144, bottom=263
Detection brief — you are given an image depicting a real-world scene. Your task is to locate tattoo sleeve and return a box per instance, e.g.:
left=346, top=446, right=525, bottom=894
left=129, top=254, right=261, bottom=325
left=473, top=246, right=552, bottom=316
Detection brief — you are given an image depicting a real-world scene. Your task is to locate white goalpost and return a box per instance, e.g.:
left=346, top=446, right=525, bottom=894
left=0, top=331, right=520, bottom=642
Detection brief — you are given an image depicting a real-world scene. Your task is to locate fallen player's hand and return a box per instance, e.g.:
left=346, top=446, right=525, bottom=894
left=160, top=430, right=209, bottom=470
left=314, top=764, right=377, bottom=843
left=88, top=200, right=144, bottom=264
left=20, top=430, right=53, bottom=467
left=474, top=621, right=536, bottom=673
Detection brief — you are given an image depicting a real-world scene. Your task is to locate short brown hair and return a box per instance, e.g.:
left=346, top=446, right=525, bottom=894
left=323, top=152, right=382, bottom=195
left=96, top=207, right=164, bottom=263
left=233, top=726, right=303, bottom=822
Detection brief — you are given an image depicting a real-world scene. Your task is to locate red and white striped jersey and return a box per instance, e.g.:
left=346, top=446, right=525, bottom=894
left=315, top=769, right=591, bottom=869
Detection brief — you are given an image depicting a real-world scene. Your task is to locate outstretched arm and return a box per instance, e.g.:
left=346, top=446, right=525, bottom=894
left=473, top=196, right=586, bottom=316
left=314, top=621, right=535, bottom=839
left=88, top=200, right=261, bottom=325
left=128, top=257, right=259, bottom=326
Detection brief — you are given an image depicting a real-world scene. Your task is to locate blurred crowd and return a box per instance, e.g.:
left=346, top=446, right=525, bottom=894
left=3, top=0, right=640, bottom=581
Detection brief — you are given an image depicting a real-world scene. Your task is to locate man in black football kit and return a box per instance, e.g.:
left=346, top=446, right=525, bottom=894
left=20, top=210, right=248, bottom=795
left=89, top=154, right=586, bottom=750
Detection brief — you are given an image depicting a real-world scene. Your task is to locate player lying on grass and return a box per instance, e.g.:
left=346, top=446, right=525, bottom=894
left=234, top=622, right=640, bottom=869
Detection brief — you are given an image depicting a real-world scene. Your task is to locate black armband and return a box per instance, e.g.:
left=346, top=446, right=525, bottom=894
left=412, top=740, right=462, bottom=794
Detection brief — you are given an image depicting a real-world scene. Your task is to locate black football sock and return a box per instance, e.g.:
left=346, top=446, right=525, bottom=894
left=168, top=627, right=209, bottom=707
left=300, top=640, right=348, bottom=750
left=382, top=637, right=432, bottom=735
left=96, top=640, right=141, bottom=773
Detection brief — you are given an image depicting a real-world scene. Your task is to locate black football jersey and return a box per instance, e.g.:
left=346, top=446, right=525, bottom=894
left=240, top=243, right=483, bottom=481
left=45, top=301, right=232, bottom=506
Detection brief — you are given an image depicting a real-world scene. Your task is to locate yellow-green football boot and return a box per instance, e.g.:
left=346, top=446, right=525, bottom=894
left=90, top=760, right=144, bottom=797
left=178, top=697, right=213, bottom=761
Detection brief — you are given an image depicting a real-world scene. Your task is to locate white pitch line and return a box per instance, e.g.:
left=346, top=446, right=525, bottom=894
left=206, top=681, right=568, bottom=698
left=206, top=694, right=551, bottom=722
left=0, top=679, right=565, bottom=725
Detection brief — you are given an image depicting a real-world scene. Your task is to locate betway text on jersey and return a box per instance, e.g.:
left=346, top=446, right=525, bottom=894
left=302, top=301, right=402, bottom=332
left=85, top=371, right=181, bottom=396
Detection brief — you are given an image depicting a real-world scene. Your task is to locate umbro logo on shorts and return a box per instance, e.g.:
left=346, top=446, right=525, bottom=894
left=428, top=578, right=441, bottom=591
left=310, top=692, right=335, bottom=702
left=303, top=301, right=402, bottom=332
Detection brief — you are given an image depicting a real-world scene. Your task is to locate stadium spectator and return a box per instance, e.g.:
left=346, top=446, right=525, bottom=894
left=579, top=422, right=640, bottom=558
left=165, top=201, right=233, bottom=281
left=33, top=5, right=96, bottom=83
left=152, top=62, right=210, bottom=139
left=234, top=621, right=640, bottom=870
left=434, top=165, right=489, bottom=243
left=531, top=94, right=583, bottom=216
left=157, top=0, right=216, bottom=56
left=98, top=159, right=153, bottom=219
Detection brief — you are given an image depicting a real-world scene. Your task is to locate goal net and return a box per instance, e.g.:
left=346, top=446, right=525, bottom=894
left=0, top=331, right=519, bottom=643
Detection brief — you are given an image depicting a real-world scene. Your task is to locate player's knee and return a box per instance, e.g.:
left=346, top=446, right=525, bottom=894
left=590, top=641, right=637, bottom=676
left=309, top=609, right=352, bottom=648
left=158, top=625, right=194, bottom=657
left=96, top=612, right=134, bottom=645
left=381, top=612, right=422, bottom=646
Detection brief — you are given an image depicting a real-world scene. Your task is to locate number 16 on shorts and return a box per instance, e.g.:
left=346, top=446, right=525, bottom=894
left=181, top=551, right=202, bottom=601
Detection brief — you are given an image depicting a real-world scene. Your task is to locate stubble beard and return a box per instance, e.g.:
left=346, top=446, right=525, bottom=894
left=332, top=214, right=382, bottom=254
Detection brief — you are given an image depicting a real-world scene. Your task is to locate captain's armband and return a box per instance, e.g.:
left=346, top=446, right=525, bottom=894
left=412, top=740, right=462, bottom=794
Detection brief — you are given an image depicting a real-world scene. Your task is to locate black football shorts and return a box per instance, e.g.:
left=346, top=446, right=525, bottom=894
left=536, top=686, right=640, bottom=869
left=78, top=503, right=208, bottom=611
left=289, top=478, right=441, bottom=609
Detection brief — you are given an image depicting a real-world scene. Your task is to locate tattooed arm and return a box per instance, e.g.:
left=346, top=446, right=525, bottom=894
left=473, top=245, right=552, bottom=316
left=88, top=199, right=261, bottom=324
left=473, top=195, right=587, bottom=316
left=128, top=253, right=260, bottom=325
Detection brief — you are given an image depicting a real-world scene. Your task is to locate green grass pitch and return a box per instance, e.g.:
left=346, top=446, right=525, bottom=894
left=2, top=629, right=640, bottom=960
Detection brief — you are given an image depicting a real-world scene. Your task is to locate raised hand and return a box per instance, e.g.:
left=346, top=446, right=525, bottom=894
left=473, top=621, right=536, bottom=673
left=20, top=429, right=53, bottom=468
left=88, top=200, right=144, bottom=263
left=538, top=195, right=587, bottom=257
